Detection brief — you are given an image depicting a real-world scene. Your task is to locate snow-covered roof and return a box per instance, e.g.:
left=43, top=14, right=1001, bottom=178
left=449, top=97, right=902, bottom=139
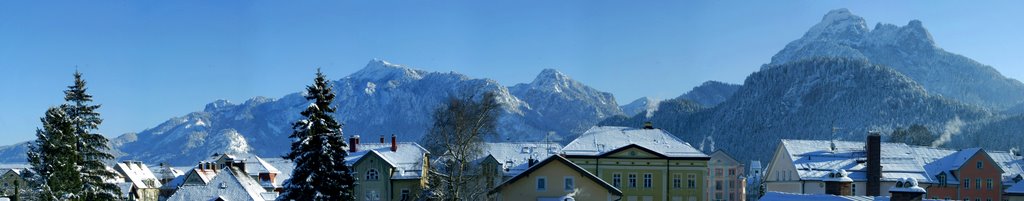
left=562, top=126, right=708, bottom=158
left=1005, top=179, right=1024, bottom=195
left=153, top=165, right=185, bottom=180
left=114, top=161, right=162, bottom=189
left=759, top=191, right=943, bottom=201
left=116, top=182, right=134, bottom=198
left=488, top=155, right=622, bottom=196
left=752, top=161, right=763, bottom=169
left=167, top=167, right=274, bottom=201
left=346, top=142, right=429, bottom=180
left=469, top=142, right=562, bottom=177
left=204, top=154, right=282, bottom=176
left=779, top=139, right=1024, bottom=184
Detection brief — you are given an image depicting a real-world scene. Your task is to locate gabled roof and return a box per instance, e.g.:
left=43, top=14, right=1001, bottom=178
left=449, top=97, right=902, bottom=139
left=346, top=142, right=429, bottom=180
left=168, top=167, right=273, bottom=201
left=114, top=161, right=162, bottom=189
left=472, top=142, right=563, bottom=177
left=562, top=126, right=708, bottom=159
left=1006, top=179, right=1024, bottom=195
left=709, top=149, right=743, bottom=167
left=487, top=155, right=622, bottom=196
left=760, top=191, right=944, bottom=201
left=779, top=139, right=1024, bottom=184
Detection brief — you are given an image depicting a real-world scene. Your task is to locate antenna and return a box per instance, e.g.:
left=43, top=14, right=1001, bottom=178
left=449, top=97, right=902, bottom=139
left=830, top=120, right=843, bottom=153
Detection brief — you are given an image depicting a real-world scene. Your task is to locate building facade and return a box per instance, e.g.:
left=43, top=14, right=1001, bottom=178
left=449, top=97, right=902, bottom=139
left=561, top=126, right=710, bottom=201
left=346, top=135, right=430, bottom=201
left=706, top=150, right=745, bottom=201
left=488, top=155, right=622, bottom=201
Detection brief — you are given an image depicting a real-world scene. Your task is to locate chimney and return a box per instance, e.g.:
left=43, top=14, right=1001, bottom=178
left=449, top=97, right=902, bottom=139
left=380, top=135, right=385, bottom=143
left=349, top=135, right=359, bottom=152
left=643, top=121, right=654, bottom=129
left=390, top=134, right=397, bottom=152
left=866, top=131, right=882, bottom=196
left=824, top=169, right=854, bottom=196
left=528, top=158, right=538, bottom=167
left=889, top=178, right=926, bottom=201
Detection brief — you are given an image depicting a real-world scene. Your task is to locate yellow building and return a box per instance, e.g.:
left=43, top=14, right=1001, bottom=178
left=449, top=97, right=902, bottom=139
left=561, top=126, right=710, bottom=201
left=488, top=155, right=623, bottom=201
left=346, top=135, right=430, bottom=201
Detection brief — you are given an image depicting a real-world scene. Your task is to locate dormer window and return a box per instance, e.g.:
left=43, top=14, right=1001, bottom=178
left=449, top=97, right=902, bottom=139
left=366, top=169, right=379, bottom=181
left=937, top=173, right=947, bottom=186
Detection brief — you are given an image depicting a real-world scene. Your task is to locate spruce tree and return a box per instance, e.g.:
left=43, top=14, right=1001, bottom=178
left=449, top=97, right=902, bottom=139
left=279, top=69, right=356, bottom=201
left=63, top=71, right=120, bottom=200
left=27, top=107, right=83, bottom=201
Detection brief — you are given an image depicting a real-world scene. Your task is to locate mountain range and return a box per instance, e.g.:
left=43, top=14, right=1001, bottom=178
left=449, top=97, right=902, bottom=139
left=2, top=8, right=1023, bottom=165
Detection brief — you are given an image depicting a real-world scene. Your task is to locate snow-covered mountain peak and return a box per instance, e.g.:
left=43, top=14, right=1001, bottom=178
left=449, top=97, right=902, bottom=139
left=348, top=59, right=426, bottom=82
left=532, top=68, right=570, bottom=84
left=204, top=99, right=234, bottom=112
left=804, top=8, right=869, bottom=41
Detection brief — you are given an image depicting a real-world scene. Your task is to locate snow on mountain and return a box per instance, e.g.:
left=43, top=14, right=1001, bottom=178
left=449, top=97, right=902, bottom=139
left=621, top=97, right=661, bottom=118
left=510, top=69, right=623, bottom=142
left=604, top=58, right=992, bottom=163
left=769, top=8, right=1024, bottom=109
left=0, top=60, right=623, bottom=165
left=675, top=81, right=741, bottom=107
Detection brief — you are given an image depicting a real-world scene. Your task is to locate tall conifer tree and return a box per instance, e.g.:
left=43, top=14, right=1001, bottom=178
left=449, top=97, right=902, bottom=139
left=27, top=107, right=83, bottom=201
left=279, top=69, right=356, bottom=201
left=63, top=71, right=120, bottom=200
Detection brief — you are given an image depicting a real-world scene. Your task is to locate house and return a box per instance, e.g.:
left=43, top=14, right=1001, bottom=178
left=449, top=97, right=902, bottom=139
left=760, top=175, right=934, bottom=201
left=112, top=161, right=162, bottom=201
left=561, top=126, right=710, bottom=201
left=707, top=150, right=746, bottom=201
left=921, top=148, right=1003, bottom=200
left=153, top=163, right=184, bottom=185
left=488, top=155, right=623, bottom=201
left=166, top=165, right=277, bottom=201
left=475, top=142, right=563, bottom=190
left=0, top=167, right=30, bottom=199
left=163, top=153, right=284, bottom=200
left=764, top=132, right=1020, bottom=201
left=345, top=134, right=430, bottom=201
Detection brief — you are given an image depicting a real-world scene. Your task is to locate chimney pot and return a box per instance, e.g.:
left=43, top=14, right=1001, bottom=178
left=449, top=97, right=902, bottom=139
left=349, top=136, right=359, bottom=152
left=391, top=134, right=397, bottom=152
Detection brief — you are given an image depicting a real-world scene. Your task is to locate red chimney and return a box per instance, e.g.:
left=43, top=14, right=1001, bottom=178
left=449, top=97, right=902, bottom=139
left=349, top=135, right=359, bottom=152
left=390, top=134, right=397, bottom=152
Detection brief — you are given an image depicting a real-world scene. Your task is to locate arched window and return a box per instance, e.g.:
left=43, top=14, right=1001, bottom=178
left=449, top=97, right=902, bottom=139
left=366, top=169, right=379, bottom=181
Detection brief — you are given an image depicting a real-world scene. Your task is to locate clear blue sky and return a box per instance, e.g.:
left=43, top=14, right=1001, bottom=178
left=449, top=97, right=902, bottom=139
left=2, top=1, right=1023, bottom=146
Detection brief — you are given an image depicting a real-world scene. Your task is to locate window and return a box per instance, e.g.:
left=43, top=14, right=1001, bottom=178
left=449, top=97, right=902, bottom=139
left=613, top=173, right=622, bottom=188
left=978, top=161, right=984, bottom=169
left=964, top=179, right=970, bottom=188
left=716, top=180, right=723, bottom=190
left=976, top=178, right=982, bottom=190
left=987, top=179, right=993, bottom=190
left=629, top=173, right=638, bottom=188
left=673, top=174, right=682, bottom=189
left=852, top=183, right=857, bottom=195
left=400, top=189, right=410, bottom=201
left=687, top=174, right=696, bottom=189
left=938, top=173, right=947, bottom=186
left=366, top=169, right=379, bottom=181
left=716, top=168, right=723, bottom=176
left=729, top=180, right=735, bottom=189
left=643, top=173, right=653, bottom=188
left=729, top=169, right=736, bottom=176
left=537, top=177, right=547, bottom=191
left=564, top=176, right=575, bottom=192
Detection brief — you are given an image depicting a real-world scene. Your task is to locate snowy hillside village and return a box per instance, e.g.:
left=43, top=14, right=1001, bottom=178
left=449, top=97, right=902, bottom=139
left=11, top=5, right=1024, bottom=201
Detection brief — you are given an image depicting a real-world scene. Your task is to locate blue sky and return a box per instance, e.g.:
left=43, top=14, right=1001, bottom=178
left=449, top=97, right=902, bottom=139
left=1, top=1, right=1023, bottom=145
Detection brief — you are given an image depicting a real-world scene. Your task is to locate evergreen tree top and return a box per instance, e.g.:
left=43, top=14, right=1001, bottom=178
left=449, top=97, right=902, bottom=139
left=65, top=71, right=95, bottom=105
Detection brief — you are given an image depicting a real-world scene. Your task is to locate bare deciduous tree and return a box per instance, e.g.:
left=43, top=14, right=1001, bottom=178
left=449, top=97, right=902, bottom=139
left=422, top=92, right=500, bottom=201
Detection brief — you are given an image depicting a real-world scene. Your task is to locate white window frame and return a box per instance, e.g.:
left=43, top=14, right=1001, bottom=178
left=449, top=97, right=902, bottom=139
left=366, top=168, right=379, bottom=181
left=613, top=173, right=622, bottom=188
left=629, top=173, right=638, bottom=188
left=643, top=173, right=653, bottom=188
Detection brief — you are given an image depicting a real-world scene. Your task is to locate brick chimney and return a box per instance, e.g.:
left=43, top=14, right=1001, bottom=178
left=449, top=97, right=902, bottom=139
left=866, top=132, right=882, bottom=196
left=349, top=135, right=360, bottom=152
left=390, top=134, right=397, bottom=152
left=889, top=178, right=926, bottom=201
left=824, top=169, right=854, bottom=196
left=380, top=135, right=385, bottom=143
